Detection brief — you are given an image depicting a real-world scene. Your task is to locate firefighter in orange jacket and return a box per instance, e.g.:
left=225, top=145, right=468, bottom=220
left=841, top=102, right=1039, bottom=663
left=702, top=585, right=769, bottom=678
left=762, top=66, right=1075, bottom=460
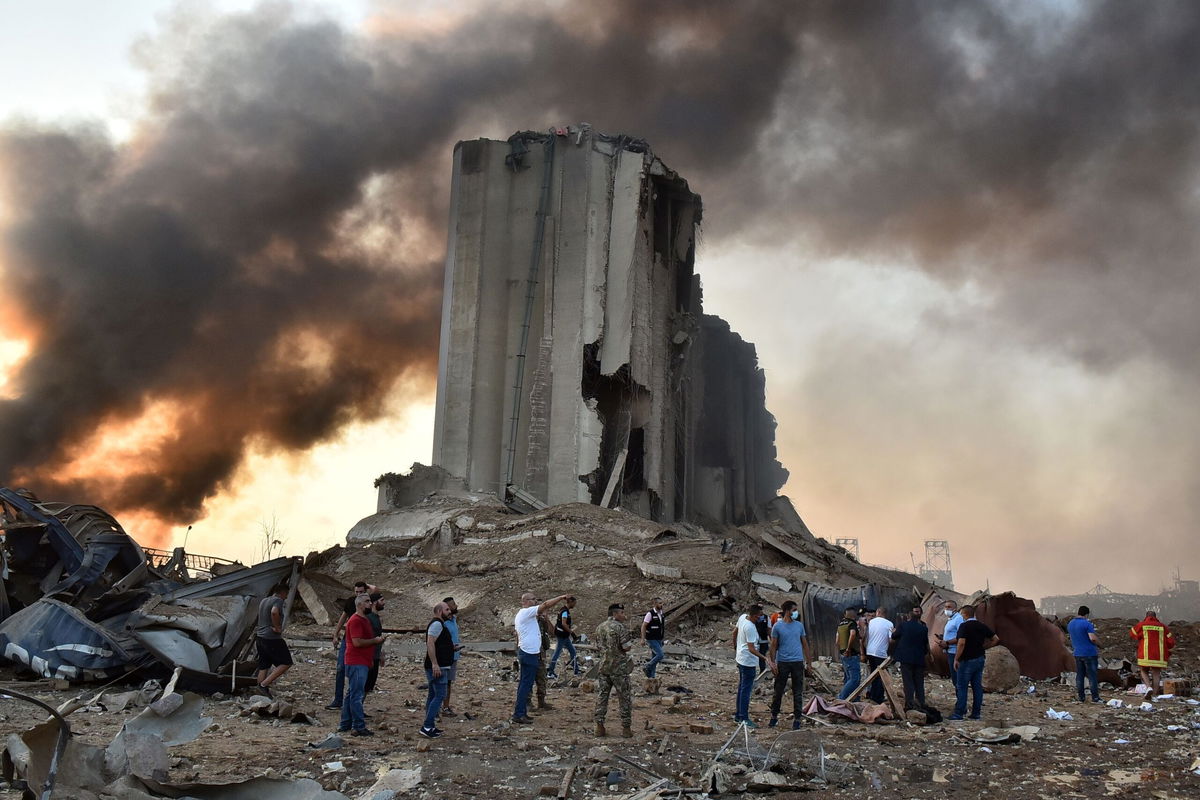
left=1130, top=610, right=1176, bottom=695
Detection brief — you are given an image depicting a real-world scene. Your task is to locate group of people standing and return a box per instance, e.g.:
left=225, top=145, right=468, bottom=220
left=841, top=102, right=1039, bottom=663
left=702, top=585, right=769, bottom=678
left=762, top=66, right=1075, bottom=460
left=252, top=582, right=1181, bottom=741
left=829, top=602, right=999, bottom=720
left=510, top=593, right=671, bottom=737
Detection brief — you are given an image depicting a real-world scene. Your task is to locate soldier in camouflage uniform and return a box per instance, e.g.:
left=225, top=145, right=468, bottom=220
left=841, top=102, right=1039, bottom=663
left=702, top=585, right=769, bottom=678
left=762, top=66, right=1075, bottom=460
left=533, top=610, right=554, bottom=710
left=593, top=603, right=634, bottom=738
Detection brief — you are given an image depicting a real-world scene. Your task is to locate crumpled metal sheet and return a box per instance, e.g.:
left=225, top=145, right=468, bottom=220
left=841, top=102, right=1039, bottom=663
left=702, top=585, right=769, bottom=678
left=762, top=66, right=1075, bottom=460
left=923, top=589, right=1074, bottom=680
left=120, top=692, right=212, bottom=746
left=0, top=598, right=146, bottom=680
left=801, top=582, right=916, bottom=659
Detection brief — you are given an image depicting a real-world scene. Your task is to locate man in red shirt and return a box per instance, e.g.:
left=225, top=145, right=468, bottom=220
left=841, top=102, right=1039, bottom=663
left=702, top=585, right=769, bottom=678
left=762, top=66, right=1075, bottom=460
left=339, top=594, right=386, bottom=736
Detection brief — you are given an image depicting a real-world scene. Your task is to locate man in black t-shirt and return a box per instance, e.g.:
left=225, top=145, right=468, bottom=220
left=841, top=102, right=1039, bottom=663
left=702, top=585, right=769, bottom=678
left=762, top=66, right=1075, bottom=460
left=949, top=604, right=999, bottom=720
left=547, top=596, right=579, bottom=678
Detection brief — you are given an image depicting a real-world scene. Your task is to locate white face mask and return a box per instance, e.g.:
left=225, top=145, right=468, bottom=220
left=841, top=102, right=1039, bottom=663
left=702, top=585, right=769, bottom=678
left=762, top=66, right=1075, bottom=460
left=790, top=610, right=800, bottom=620
left=944, top=609, right=955, bottom=617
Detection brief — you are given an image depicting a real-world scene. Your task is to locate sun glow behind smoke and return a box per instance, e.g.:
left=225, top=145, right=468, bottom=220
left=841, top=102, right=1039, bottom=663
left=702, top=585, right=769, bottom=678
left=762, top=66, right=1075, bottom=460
left=0, top=335, right=30, bottom=400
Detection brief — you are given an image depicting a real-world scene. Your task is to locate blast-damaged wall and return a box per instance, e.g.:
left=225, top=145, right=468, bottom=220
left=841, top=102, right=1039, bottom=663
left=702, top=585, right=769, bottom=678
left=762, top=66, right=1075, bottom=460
left=432, top=128, right=786, bottom=524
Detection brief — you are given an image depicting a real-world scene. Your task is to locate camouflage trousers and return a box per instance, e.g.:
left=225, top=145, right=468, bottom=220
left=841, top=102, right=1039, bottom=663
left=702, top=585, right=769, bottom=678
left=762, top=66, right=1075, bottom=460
left=535, top=651, right=548, bottom=704
left=594, top=671, right=632, bottom=726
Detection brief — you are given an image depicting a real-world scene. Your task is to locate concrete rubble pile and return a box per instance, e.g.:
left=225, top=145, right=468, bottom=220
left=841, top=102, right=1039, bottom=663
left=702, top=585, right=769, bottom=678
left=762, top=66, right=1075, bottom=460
left=0, top=487, right=301, bottom=692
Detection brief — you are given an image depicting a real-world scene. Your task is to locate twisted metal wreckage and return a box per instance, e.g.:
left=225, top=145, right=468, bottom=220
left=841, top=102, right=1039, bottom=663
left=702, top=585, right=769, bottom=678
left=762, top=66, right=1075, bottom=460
left=0, top=487, right=301, bottom=692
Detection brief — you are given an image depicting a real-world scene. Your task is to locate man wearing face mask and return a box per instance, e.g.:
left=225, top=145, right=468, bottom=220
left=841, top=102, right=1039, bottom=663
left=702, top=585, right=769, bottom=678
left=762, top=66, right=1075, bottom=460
left=767, top=600, right=810, bottom=729
left=939, top=601, right=963, bottom=686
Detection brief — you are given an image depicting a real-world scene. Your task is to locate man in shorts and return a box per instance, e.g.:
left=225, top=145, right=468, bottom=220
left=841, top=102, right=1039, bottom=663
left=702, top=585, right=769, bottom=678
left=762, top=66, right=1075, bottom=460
left=255, top=582, right=293, bottom=696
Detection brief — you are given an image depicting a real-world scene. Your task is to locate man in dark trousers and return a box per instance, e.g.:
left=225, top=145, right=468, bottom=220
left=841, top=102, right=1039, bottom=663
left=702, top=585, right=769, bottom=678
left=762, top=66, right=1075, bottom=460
left=767, top=600, right=810, bottom=729
left=641, top=597, right=666, bottom=687
left=950, top=604, right=999, bottom=720
left=547, top=596, right=579, bottom=679
left=364, top=593, right=385, bottom=694
left=255, top=582, right=292, bottom=697
left=891, top=605, right=931, bottom=711
left=441, top=597, right=465, bottom=716
left=420, top=601, right=455, bottom=738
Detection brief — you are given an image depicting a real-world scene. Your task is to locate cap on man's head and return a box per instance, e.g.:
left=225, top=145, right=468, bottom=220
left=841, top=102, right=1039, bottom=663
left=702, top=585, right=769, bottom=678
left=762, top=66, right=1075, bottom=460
left=608, top=603, right=624, bottom=614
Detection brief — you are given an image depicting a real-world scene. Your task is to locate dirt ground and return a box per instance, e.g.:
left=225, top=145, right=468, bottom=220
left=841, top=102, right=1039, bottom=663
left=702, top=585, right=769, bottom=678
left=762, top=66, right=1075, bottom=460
left=2, top=614, right=1198, bottom=800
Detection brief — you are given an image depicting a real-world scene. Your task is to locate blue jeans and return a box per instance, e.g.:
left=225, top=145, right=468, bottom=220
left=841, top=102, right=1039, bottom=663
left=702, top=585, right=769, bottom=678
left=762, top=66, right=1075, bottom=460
left=1075, top=655, right=1099, bottom=701
left=953, top=656, right=985, bottom=718
left=329, top=638, right=347, bottom=707
left=735, top=664, right=757, bottom=721
left=645, top=639, right=664, bottom=678
left=946, top=649, right=957, bottom=686
left=513, top=650, right=539, bottom=718
left=340, top=664, right=368, bottom=731
left=838, top=654, right=861, bottom=700
left=424, top=668, right=448, bottom=730
left=547, top=635, right=578, bottom=674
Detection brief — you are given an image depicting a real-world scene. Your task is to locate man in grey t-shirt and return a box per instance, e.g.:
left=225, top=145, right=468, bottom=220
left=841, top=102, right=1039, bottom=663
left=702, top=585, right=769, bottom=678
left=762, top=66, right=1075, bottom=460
left=255, top=582, right=293, bottom=696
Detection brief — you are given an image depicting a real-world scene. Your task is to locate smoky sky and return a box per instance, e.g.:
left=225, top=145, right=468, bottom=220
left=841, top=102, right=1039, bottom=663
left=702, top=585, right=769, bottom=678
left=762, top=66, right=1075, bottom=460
left=3, top=0, right=1200, bottom=539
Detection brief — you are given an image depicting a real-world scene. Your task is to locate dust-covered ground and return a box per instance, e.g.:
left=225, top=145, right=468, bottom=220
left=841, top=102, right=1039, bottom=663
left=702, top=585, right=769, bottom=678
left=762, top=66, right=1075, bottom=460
left=2, top=614, right=1198, bottom=799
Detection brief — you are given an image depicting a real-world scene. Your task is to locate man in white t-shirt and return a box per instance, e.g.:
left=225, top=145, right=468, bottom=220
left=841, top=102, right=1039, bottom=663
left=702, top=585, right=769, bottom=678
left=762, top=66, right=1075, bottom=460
left=733, top=604, right=769, bottom=727
left=864, top=607, right=895, bottom=704
left=512, top=591, right=572, bottom=724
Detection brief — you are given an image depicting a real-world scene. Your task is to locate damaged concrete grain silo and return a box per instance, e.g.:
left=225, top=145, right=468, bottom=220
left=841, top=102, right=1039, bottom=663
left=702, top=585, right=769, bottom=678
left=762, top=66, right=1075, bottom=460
left=433, top=128, right=787, bottom=524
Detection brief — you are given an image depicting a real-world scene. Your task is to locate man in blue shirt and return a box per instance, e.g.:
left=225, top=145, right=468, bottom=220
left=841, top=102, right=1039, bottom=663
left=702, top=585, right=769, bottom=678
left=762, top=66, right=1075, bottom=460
left=939, top=601, right=964, bottom=686
left=891, top=605, right=931, bottom=711
left=767, top=600, right=810, bottom=730
left=1067, top=605, right=1101, bottom=702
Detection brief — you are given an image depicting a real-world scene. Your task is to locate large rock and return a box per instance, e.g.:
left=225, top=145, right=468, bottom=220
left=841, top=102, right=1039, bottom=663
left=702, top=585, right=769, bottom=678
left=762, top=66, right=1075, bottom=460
left=983, top=645, right=1021, bottom=692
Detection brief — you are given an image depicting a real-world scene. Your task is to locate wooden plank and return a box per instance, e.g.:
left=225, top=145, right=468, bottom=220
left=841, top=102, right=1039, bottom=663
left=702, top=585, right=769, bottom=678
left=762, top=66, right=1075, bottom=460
left=600, top=449, right=628, bottom=508
left=556, top=765, right=576, bottom=800
left=845, top=657, right=891, bottom=703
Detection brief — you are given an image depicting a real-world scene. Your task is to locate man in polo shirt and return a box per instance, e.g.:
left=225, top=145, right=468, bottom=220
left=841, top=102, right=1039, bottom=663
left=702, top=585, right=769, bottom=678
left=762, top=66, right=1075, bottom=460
left=767, top=600, right=810, bottom=729
left=950, top=604, right=999, bottom=720
left=420, top=601, right=455, bottom=738
left=512, top=591, right=572, bottom=724
left=340, top=594, right=387, bottom=736
left=1068, top=605, right=1101, bottom=702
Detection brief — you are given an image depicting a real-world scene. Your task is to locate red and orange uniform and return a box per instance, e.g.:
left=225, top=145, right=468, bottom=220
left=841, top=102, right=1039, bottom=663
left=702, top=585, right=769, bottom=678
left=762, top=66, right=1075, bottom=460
left=1130, top=614, right=1175, bottom=668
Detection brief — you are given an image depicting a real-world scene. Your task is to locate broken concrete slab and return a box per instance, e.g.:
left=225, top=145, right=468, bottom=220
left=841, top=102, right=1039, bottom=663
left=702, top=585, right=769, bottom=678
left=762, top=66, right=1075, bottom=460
left=360, top=766, right=423, bottom=796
